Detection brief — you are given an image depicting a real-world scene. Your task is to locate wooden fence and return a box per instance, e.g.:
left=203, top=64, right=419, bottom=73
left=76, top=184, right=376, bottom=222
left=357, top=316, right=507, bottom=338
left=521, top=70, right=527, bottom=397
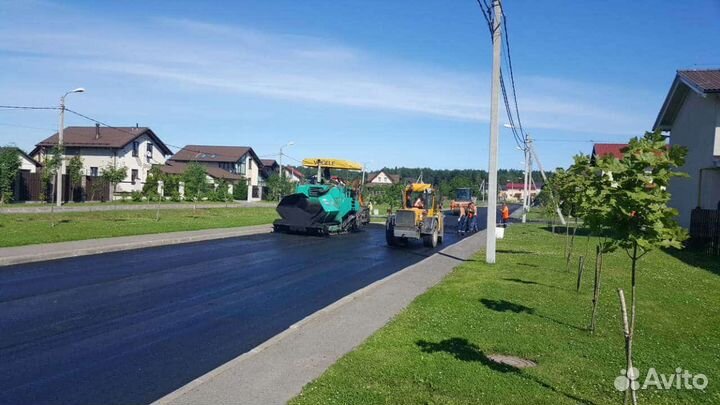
left=689, top=206, right=720, bottom=256
left=11, top=172, right=109, bottom=203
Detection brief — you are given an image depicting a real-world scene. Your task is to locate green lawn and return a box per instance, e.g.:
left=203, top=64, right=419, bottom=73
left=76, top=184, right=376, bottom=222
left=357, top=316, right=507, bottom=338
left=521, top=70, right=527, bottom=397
left=0, top=207, right=278, bottom=247
left=290, top=224, right=720, bottom=405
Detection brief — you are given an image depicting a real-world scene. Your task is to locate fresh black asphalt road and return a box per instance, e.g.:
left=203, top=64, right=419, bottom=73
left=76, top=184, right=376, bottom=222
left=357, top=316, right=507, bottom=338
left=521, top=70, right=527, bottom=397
left=0, top=210, right=491, bottom=405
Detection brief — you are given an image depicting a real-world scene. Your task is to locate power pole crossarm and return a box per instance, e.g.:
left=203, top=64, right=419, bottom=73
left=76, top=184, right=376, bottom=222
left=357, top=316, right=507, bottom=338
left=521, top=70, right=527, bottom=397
left=485, top=0, right=502, bottom=264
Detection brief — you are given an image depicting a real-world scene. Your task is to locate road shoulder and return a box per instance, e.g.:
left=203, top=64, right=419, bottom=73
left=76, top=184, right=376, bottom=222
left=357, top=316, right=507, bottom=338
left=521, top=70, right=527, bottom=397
left=154, top=229, right=487, bottom=405
left=0, top=224, right=272, bottom=267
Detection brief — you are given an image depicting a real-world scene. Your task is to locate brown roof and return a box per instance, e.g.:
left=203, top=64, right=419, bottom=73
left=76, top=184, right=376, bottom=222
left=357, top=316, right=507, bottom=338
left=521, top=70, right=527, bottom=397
left=261, top=159, right=278, bottom=168
left=0, top=147, right=42, bottom=167
left=34, top=126, right=172, bottom=155
left=158, top=161, right=245, bottom=181
left=366, top=170, right=399, bottom=184
left=171, top=145, right=253, bottom=163
left=678, top=69, right=720, bottom=93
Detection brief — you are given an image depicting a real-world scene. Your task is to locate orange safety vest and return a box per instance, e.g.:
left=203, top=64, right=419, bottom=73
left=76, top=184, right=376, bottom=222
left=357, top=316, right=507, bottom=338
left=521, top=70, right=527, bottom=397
left=502, top=206, right=510, bottom=220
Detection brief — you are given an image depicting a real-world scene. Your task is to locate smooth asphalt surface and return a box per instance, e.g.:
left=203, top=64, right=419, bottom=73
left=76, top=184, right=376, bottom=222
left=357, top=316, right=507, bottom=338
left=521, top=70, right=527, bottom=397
left=0, top=209, right=491, bottom=405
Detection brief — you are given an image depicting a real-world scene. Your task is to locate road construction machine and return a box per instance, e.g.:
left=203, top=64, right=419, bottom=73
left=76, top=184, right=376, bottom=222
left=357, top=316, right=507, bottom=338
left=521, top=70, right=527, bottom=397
left=385, top=182, right=444, bottom=247
left=450, top=187, right=475, bottom=215
left=273, top=158, right=370, bottom=235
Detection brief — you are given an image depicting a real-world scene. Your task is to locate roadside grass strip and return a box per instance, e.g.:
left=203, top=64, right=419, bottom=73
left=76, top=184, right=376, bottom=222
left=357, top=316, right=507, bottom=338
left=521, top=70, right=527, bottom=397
left=290, top=223, right=720, bottom=405
left=0, top=207, right=278, bottom=247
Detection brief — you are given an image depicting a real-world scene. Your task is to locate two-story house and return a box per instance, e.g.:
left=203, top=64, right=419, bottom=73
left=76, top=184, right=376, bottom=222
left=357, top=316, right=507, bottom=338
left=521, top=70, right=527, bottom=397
left=653, top=69, right=720, bottom=228
left=31, top=124, right=172, bottom=194
left=260, top=159, right=304, bottom=183
left=168, top=145, right=264, bottom=201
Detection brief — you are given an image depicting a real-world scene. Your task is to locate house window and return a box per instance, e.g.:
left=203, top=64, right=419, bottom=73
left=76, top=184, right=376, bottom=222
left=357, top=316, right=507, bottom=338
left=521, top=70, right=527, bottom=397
left=239, top=161, right=246, bottom=176
left=90, top=167, right=98, bottom=177
left=147, top=142, right=153, bottom=162
left=131, top=169, right=139, bottom=184
left=132, top=141, right=139, bottom=157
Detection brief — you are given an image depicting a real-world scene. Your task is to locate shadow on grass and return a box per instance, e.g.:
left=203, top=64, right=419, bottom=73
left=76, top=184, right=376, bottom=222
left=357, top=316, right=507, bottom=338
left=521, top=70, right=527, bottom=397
left=497, top=249, right=533, bottom=254
left=437, top=252, right=476, bottom=262
left=516, top=262, right=539, bottom=268
left=665, top=247, right=720, bottom=276
left=416, top=338, right=596, bottom=404
left=539, top=226, right=592, bottom=237
left=480, top=298, right=534, bottom=314
left=416, top=338, right=516, bottom=373
left=480, top=298, right=586, bottom=332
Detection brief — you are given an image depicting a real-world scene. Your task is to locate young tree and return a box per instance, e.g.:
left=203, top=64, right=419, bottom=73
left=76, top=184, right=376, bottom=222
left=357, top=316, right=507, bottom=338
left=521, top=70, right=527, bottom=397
left=182, top=162, right=209, bottom=202
left=67, top=155, right=84, bottom=202
left=233, top=180, right=248, bottom=201
left=266, top=174, right=294, bottom=201
left=600, top=131, right=688, bottom=404
left=41, top=147, right=62, bottom=204
left=102, top=163, right=128, bottom=200
left=0, top=147, right=21, bottom=204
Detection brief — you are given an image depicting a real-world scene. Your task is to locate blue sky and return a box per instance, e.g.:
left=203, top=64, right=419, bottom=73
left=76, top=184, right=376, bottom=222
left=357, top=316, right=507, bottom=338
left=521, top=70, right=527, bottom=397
left=1, top=0, right=719, bottom=170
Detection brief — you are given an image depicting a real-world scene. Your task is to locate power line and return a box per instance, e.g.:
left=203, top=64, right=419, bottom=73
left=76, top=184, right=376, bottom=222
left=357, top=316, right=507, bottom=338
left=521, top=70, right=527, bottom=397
left=0, top=105, right=59, bottom=111
left=499, top=5, right=525, bottom=141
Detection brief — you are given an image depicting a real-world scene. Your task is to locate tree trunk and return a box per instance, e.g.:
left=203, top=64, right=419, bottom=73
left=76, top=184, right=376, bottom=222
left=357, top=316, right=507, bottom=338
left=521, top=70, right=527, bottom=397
left=617, top=289, right=636, bottom=405
left=576, top=255, right=585, bottom=292
left=564, top=223, right=570, bottom=258
left=589, top=245, right=602, bottom=333
left=627, top=242, right=639, bottom=405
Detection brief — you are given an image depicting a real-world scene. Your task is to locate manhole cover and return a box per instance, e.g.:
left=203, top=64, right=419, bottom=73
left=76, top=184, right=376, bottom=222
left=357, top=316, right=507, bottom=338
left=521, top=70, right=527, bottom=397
left=487, top=354, right=537, bottom=368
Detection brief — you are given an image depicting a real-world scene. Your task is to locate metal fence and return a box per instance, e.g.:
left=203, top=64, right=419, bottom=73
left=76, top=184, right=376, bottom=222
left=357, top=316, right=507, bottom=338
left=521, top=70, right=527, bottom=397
left=689, top=205, right=720, bottom=256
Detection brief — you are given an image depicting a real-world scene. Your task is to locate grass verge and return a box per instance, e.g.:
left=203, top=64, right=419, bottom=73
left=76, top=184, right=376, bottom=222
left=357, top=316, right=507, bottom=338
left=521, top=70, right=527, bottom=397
left=0, top=207, right=278, bottom=247
left=290, top=223, right=720, bottom=405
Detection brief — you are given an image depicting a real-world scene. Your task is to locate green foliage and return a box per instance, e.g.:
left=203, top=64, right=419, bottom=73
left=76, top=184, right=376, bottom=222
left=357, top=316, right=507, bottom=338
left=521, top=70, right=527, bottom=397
left=130, top=191, right=143, bottom=202
left=182, top=162, right=209, bottom=200
left=593, top=131, right=688, bottom=253
left=214, top=180, right=230, bottom=202
left=102, top=163, right=128, bottom=193
left=67, top=155, right=84, bottom=186
left=233, top=181, right=248, bottom=201
left=266, top=174, right=294, bottom=200
left=40, top=147, right=63, bottom=202
left=0, top=147, right=21, bottom=203
left=376, top=183, right=405, bottom=209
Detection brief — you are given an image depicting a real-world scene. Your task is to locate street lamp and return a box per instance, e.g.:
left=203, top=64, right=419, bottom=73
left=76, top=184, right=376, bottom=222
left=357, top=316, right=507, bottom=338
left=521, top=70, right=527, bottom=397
left=360, top=160, right=373, bottom=186
left=278, top=141, right=294, bottom=179
left=56, top=87, right=85, bottom=207
left=504, top=123, right=530, bottom=223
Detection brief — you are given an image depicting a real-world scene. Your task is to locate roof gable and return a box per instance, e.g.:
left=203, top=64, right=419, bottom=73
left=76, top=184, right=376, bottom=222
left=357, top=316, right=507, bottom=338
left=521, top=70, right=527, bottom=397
left=654, top=69, right=720, bottom=131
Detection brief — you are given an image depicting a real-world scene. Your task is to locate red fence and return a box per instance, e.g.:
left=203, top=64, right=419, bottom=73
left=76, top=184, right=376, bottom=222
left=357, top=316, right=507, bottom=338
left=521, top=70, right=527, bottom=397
left=689, top=206, right=720, bottom=256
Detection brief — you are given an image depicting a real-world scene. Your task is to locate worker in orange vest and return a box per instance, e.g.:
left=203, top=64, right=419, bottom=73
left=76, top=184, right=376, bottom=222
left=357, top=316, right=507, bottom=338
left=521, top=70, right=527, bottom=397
left=501, top=203, right=510, bottom=226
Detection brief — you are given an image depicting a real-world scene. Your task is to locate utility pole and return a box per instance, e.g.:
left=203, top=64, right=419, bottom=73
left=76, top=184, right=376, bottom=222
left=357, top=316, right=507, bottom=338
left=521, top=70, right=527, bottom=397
left=485, top=0, right=502, bottom=264
left=528, top=139, right=566, bottom=225
left=521, top=135, right=531, bottom=223
left=279, top=141, right=295, bottom=180
left=56, top=88, right=85, bottom=207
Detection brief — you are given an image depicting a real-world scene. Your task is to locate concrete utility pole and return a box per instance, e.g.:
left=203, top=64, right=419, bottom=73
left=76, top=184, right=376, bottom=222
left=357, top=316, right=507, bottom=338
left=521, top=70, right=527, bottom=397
left=521, top=135, right=531, bottom=223
left=485, top=0, right=502, bottom=264
left=56, top=88, right=85, bottom=207
left=278, top=141, right=294, bottom=180
left=528, top=138, right=566, bottom=225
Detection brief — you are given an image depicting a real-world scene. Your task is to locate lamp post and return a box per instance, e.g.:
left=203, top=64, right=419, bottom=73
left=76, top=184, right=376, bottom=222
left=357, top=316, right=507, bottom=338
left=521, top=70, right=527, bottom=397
left=506, top=123, right=530, bottom=223
left=56, top=87, right=85, bottom=207
left=278, top=141, right=295, bottom=179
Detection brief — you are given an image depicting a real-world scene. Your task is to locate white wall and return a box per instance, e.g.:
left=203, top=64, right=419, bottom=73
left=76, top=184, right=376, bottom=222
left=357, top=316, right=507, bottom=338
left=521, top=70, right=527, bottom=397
left=19, top=155, right=38, bottom=173
left=371, top=171, right=393, bottom=184
left=667, top=92, right=720, bottom=227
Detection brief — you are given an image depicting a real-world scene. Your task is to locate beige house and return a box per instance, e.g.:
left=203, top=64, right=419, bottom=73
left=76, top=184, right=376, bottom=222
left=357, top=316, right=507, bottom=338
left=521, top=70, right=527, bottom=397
left=168, top=145, right=264, bottom=201
left=2, top=147, right=42, bottom=173
left=31, top=125, right=172, bottom=193
left=366, top=169, right=400, bottom=185
left=653, top=69, right=720, bottom=228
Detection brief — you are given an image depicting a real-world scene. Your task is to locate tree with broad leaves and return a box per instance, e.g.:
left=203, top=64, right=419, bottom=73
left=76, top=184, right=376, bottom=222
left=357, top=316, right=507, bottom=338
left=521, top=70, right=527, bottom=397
left=598, top=130, right=687, bottom=405
left=0, top=147, right=21, bottom=204
left=102, top=163, right=128, bottom=200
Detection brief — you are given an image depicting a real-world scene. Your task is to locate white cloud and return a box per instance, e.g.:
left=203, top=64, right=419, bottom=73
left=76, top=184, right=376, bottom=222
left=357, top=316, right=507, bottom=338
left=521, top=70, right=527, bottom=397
left=0, top=2, right=653, bottom=137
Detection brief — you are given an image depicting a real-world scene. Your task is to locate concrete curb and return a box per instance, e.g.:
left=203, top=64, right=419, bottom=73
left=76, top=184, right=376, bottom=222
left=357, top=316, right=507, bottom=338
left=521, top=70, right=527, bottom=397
left=153, top=229, right=487, bottom=405
left=0, top=225, right=272, bottom=267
